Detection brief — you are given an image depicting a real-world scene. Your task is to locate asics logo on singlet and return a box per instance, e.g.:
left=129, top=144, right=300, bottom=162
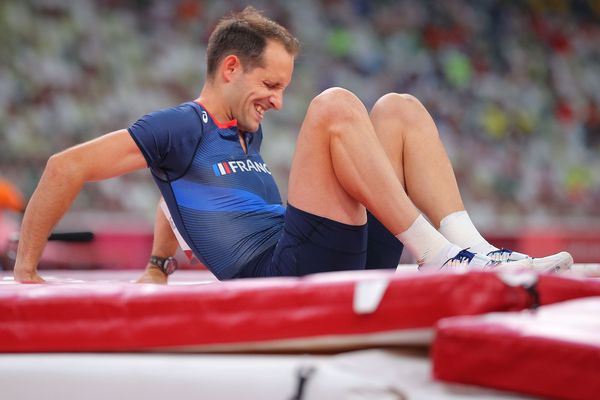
left=201, top=111, right=208, bottom=123
left=213, top=160, right=272, bottom=176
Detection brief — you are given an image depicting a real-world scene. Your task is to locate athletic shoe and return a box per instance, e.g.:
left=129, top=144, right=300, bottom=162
left=486, top=249, right=573, bottom=273
left=418, top=247, right=529, bottom=273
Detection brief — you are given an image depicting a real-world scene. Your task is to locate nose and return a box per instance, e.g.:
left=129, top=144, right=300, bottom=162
left=269, top=92, right=283, bottom=110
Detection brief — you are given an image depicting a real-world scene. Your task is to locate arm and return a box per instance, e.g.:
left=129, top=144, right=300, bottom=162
left=14, top=129, right=147, bottom=282
left=136, top=199, right=179, bottom=284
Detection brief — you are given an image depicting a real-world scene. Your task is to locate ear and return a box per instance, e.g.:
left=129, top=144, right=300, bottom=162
left=221, top=55, right=241, bottom=82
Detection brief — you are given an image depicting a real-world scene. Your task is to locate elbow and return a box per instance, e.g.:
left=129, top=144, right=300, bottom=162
left=45, top=153, right=66, bottom=175
left=45, top=152, right=86, bottom=184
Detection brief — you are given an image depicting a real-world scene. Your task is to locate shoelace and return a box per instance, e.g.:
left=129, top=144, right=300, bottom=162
left=487, top=248, right=514, bottom=262
left=442, top=248, right=476, bottom=268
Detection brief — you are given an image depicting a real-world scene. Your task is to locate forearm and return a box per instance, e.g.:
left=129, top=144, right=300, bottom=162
left=13, top=130, right=146, bottom=282
left=14, top=155, right=84, bottom=276
left=150, top=199, right=179, bottom=258
left=136, top=201, right=178, bottom=284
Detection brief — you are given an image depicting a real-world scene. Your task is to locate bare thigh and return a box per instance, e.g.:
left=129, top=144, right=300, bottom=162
left=369, top=93, right=464, bottom=227
left=287, top=88, right=373, bottom=225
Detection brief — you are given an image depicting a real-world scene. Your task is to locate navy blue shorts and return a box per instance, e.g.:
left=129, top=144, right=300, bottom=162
left=238, top=204, right=403, bottom=278
left=365, top=211, right=404, bottom=269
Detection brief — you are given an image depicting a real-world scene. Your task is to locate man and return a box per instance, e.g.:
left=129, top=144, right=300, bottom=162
left=14, top=7, right=572, bottom=283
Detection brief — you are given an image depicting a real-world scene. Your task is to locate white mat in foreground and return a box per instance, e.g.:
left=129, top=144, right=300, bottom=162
left=0, top=350, right=534, bottom=400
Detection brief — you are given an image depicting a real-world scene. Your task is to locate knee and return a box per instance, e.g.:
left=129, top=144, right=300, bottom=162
left=308, top=87, right=367, bottom=125
left=371, top=93, right=426, bottom=127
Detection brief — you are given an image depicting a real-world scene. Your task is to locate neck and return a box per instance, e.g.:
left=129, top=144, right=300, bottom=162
left=195, top=82, right=233, bottom=124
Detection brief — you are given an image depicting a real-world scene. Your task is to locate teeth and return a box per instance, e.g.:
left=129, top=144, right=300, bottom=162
left=255, top=104, right=264, bottom=115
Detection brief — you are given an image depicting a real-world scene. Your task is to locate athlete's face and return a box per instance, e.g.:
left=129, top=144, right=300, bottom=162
left=229, top=40, right=294, bottom=132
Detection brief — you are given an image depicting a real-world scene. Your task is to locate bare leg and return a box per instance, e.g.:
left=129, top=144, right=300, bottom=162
left=136, top=200, right=178, bottom=284
left=367, top=94, right=574, bottom=272
left=287, top=87, right=419, bottom=235
left=369, top=93, right=465, bottom=228
left=285, top=89, right=571, bottom=272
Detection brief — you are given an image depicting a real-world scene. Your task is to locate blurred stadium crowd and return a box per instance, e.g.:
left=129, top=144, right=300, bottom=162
left=1, top=0, right=599, bottom=231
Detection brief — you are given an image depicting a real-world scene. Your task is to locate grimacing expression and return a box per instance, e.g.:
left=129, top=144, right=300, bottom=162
left=230, top=41, right=294, bottom=133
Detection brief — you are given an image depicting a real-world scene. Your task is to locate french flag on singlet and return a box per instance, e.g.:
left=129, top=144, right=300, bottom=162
left=213, top=162, right=232, bottom=176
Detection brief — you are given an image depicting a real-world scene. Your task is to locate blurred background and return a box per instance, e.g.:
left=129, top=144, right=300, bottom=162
left=1, top=0, right=599, bottom=268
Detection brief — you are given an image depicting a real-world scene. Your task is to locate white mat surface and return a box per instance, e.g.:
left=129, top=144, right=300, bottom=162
left=0, top=350, right=534, bottom=400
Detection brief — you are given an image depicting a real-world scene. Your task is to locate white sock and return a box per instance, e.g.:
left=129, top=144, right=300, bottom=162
left=438, top=211, right=497, bottom=255
left=395, top=214, right=453, bottom=265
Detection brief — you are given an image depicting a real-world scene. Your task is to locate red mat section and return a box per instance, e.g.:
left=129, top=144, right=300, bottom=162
left=0, top=271, right=536, bottom=353
left=433, top=297, right=600, bottom=400
left=537, top=273, right=600, bottom=305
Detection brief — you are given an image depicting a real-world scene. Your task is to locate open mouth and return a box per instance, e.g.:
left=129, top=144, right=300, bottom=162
left=254, top=103, right=265, bottom=120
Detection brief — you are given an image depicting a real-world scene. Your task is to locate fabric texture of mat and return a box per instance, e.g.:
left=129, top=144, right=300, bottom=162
left=1, top=270, right=537, bottom=352
left=537, top=273, right=600, bottom=305
left=433, top=296, right=600, bottom=400
left=0, top=350, right=536, bottom=400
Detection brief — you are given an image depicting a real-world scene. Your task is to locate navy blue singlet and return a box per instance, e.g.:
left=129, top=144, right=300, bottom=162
left=129, top=101, right=284, bottom=280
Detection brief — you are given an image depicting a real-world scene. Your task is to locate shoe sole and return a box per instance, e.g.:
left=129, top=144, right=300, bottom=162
left=530, top=251, right=574, bottom=273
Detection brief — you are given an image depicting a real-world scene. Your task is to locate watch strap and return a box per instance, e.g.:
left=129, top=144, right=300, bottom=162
left=149, top=255, right=177, bottom=275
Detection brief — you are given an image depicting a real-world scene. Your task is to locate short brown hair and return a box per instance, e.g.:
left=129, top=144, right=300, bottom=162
left=206, top=6, right=300, bottom=80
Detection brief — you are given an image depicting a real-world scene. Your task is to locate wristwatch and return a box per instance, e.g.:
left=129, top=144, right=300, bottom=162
left=149, top=256, right=178, bottom=275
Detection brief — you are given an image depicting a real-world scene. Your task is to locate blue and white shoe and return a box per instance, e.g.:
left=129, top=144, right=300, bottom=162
left=487, top=249, right=573, bottom=273
left=418, top=246, right=529, bottom=273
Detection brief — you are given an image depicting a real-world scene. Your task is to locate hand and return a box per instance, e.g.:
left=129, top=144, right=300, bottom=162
left=135, top=264, right=168, bottom=284
left=14, top=267, right=45, bottom=283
